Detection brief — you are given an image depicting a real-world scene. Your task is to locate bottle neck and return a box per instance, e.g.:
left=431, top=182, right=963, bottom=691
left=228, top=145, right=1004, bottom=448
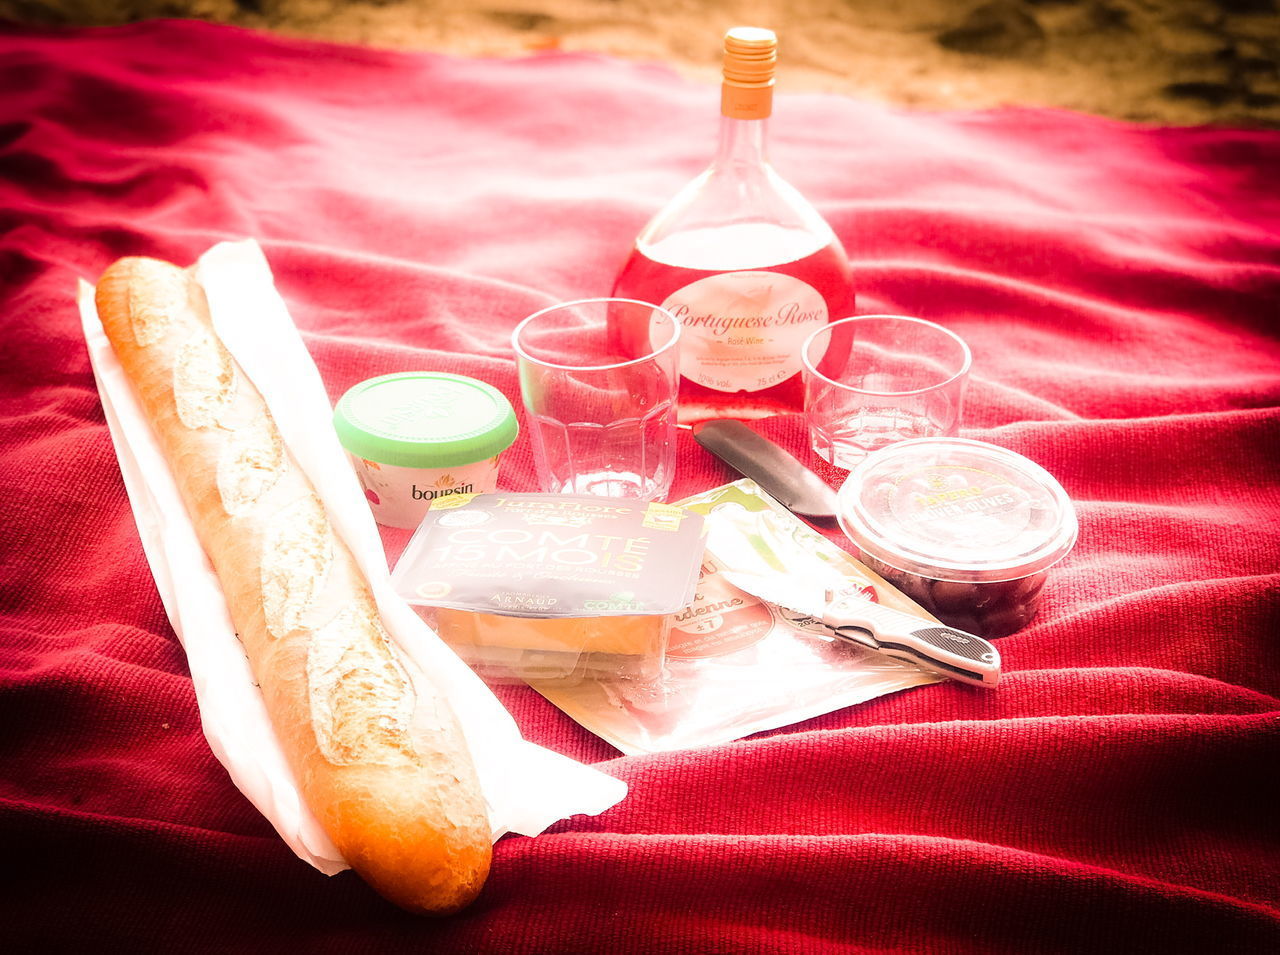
left=714, top=114, right=769, bottom=170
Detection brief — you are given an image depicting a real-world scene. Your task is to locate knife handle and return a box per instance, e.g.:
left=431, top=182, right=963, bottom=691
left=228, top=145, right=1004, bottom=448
left=831, top=599, right=1001, bottom=688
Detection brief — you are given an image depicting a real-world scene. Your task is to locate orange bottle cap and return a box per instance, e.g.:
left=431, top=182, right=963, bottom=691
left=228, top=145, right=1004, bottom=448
left=721, top=26, right=776, bottom=120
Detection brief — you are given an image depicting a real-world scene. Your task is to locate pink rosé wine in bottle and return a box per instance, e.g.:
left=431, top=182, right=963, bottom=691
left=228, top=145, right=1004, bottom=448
left=612, top=26, right=853, bottom=424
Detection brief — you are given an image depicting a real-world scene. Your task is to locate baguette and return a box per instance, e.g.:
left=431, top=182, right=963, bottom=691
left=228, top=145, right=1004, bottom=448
left=95, top=256, right=492, bottom=915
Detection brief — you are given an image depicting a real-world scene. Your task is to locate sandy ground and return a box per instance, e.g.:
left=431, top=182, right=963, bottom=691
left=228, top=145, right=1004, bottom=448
left=2, top=1, right=1278, bottom=127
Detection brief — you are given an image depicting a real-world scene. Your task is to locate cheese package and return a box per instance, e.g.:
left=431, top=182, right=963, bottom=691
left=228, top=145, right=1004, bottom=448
left=391, top=493, right=705, bottom=683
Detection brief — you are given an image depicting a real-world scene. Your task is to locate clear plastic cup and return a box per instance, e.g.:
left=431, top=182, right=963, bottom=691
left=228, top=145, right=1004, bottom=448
left=836, top=437, right=1078, bottom=638
left=802, top=315, right=971, bottom=470
left=513, top=298, right=680, bottom=501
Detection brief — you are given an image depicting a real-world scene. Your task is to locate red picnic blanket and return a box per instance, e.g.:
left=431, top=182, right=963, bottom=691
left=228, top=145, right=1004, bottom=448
left=2, top=18, right=1279, bottom=952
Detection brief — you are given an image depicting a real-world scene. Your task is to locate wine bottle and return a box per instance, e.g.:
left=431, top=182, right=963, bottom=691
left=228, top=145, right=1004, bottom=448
left=612, top=26, right=853, bottom=424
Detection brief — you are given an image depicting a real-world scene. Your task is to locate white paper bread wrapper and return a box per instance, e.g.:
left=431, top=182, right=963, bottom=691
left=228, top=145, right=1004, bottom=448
left=79, top=239, right=627, bottom=874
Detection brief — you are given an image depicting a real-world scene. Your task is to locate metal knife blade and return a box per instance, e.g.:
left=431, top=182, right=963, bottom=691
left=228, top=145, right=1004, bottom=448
left=720, top=569, right=836, bottom=621
left=692, top=419, right=839, bottom=525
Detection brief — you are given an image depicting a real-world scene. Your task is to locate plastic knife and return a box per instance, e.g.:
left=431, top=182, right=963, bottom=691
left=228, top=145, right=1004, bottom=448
left=692, top=419, right=839, bottom=525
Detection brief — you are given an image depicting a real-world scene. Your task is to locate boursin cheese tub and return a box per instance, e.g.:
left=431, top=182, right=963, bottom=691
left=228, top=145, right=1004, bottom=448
left=333, top=372, right=518, bottom=529
left=837, top=438, right=1078, bottom=638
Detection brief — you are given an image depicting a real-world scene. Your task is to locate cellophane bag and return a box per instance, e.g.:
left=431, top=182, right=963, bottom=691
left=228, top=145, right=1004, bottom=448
left=530, top=480, right=944, bottom=754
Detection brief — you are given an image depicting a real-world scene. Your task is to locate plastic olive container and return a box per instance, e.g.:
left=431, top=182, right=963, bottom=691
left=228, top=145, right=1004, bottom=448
left=333, top=372, right=518, bottom=529
left=836, top=437, right=1078, bottom=638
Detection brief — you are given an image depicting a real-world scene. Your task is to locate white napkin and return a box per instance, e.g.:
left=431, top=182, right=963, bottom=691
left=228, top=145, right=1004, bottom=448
left=79, top=239, right=626, bottom=874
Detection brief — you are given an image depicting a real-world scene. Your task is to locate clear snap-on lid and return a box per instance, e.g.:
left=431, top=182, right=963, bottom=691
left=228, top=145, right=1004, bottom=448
left=333, top=372, right=518, bottom=469
left=836, top=437, right=1078, bottom=584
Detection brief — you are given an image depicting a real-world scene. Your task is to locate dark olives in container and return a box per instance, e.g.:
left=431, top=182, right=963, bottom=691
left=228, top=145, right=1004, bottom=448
left=836, top=438, right=1077, bottom=638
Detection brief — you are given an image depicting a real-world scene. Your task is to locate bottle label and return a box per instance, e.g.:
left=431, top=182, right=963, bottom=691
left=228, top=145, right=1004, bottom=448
left=658, top=271, right=827, bottom=393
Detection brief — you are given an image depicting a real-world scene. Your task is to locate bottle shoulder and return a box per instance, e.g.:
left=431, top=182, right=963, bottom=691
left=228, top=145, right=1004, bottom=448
left=636, top=160, right=837, bottom=254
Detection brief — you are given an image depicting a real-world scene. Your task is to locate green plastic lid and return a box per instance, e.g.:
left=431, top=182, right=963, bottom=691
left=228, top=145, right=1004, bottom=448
left=333, top=372, right=519, bottom=469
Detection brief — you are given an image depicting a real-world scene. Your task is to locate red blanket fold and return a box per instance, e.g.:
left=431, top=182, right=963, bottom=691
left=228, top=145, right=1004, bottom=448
left=2, top=18, right=1278, bottom=952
